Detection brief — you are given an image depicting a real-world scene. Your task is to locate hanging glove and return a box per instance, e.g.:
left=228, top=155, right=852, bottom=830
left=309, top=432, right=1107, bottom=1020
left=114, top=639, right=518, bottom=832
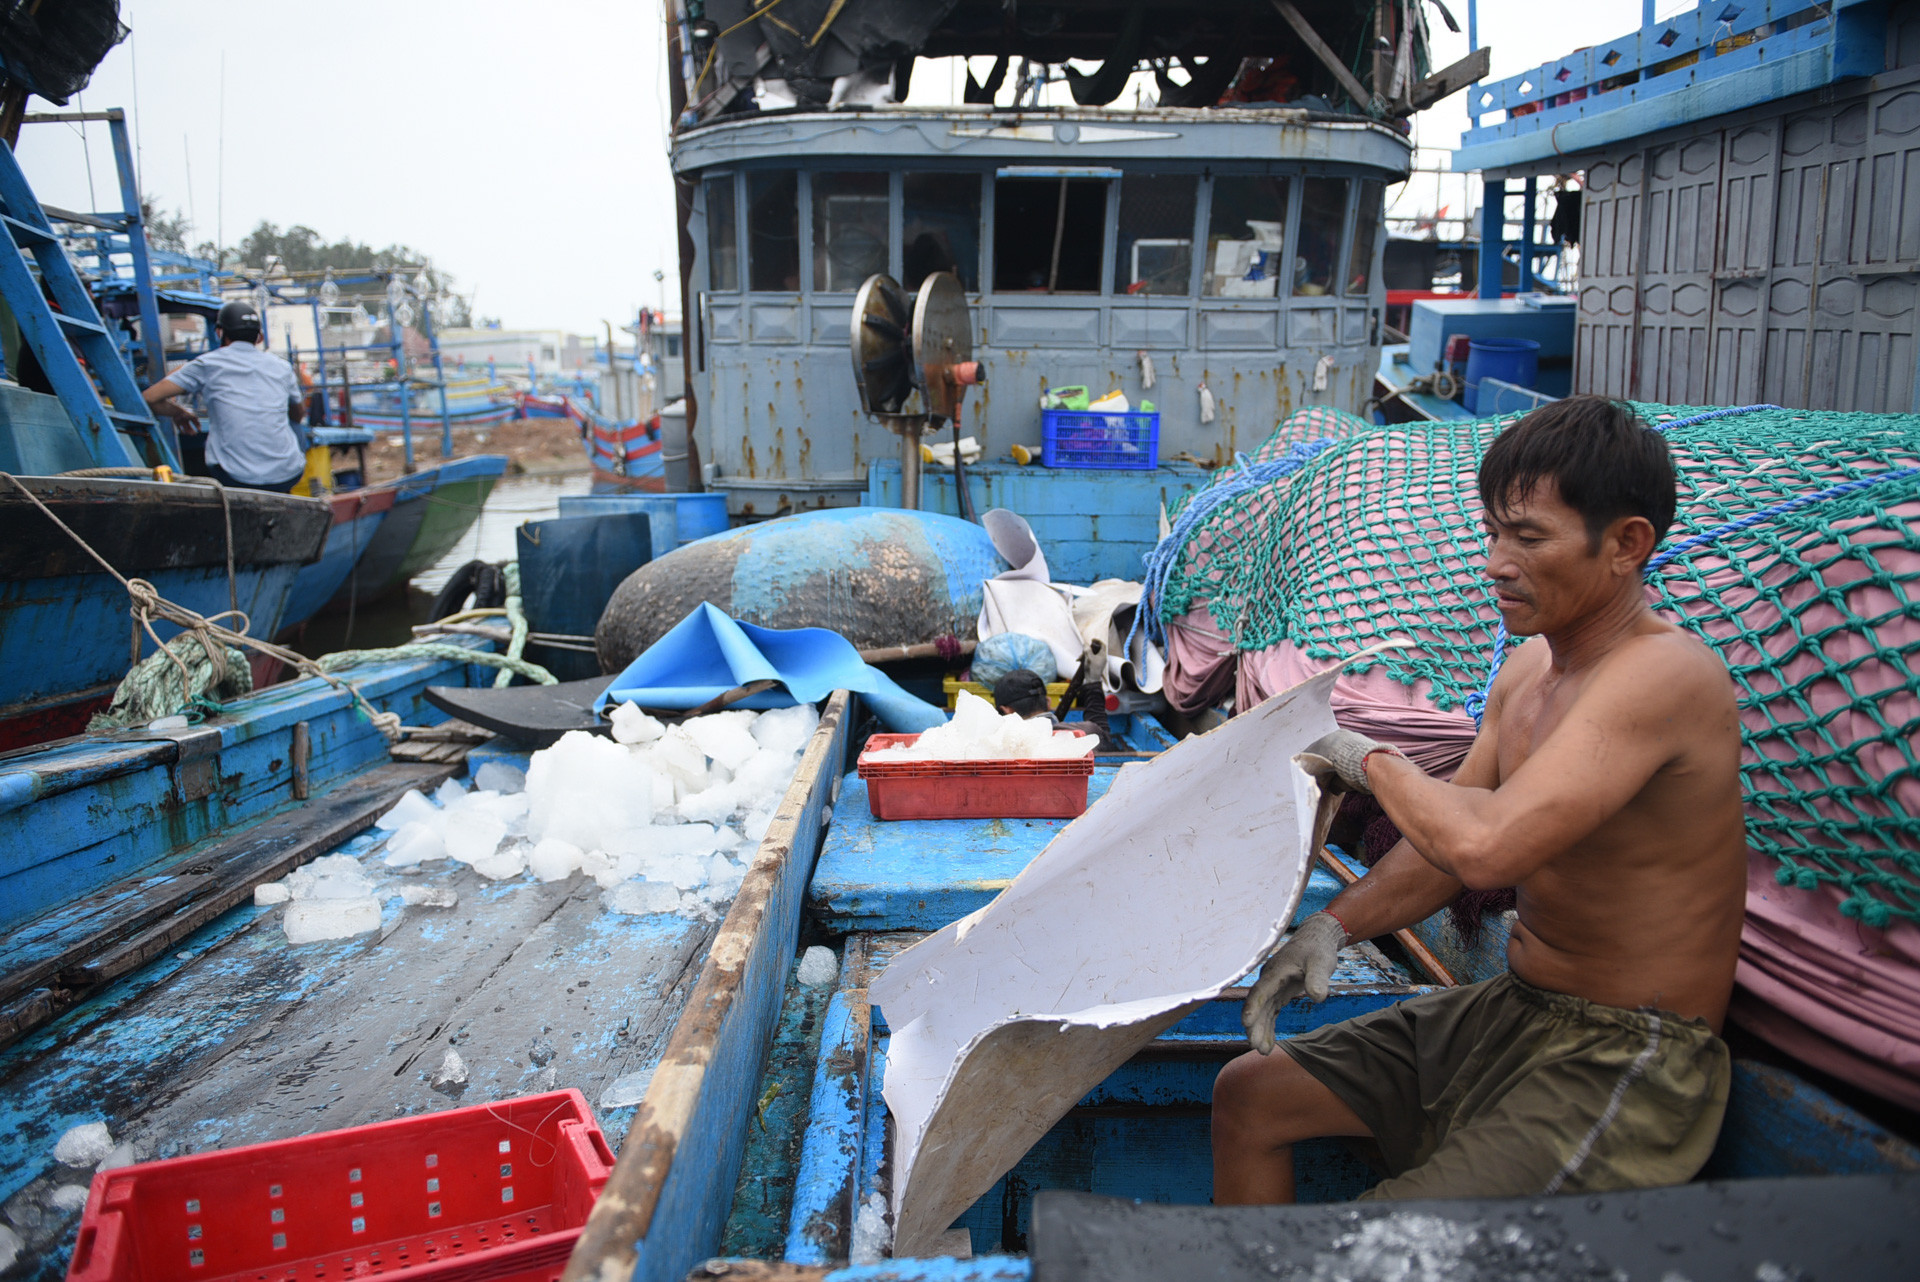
left=1242, top=910, right=1350, bottom=1054
left=1299, top=729, right=1402, bottom=795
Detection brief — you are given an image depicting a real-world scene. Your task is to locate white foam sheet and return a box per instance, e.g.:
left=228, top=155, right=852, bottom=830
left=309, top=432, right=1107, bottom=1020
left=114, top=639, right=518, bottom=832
left=872, top=664, right=1346, bottom=1255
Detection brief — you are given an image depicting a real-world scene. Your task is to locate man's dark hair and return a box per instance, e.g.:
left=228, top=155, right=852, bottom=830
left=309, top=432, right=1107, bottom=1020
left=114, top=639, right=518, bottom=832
left=1477, top=395, right=1676, bottom=554
left=992, top=669, right=1051, bottom=718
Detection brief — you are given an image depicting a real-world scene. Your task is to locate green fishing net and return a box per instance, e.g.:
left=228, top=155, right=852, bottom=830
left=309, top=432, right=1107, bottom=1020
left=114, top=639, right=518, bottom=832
left=1153, top=402, right=1920, bottom=926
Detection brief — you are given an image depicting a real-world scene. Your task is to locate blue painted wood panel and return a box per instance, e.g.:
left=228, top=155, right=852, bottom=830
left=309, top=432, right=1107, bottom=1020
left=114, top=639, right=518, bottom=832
left=0, top=650, right=491, bottom=933
left=812, top=770, right=1347, bottom=936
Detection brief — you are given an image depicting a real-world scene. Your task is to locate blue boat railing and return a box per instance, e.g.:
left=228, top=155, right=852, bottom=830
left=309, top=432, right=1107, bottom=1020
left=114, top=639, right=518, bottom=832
left=1455, top=0, right=1885, bottom=169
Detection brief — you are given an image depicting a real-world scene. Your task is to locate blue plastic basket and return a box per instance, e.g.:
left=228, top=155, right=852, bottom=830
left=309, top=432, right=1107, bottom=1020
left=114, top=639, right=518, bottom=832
left=1040, top=409, right=1161, bottom=470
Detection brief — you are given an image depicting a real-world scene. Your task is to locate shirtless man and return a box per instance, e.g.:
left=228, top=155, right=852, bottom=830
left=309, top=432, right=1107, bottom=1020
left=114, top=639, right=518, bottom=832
left=1213, top=395, right=1748, bottom=1201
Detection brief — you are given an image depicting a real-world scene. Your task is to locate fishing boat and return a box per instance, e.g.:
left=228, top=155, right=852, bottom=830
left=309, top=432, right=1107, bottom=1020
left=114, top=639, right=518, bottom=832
left=348, top=372, right=520, bottom=431
left=309, top=452, right=511, bottom=612
left=1374, top=0, right=1920, bottom=421
left=0, top=113, right=332, bottom=752
left=0, top=464, right=330, bottom=750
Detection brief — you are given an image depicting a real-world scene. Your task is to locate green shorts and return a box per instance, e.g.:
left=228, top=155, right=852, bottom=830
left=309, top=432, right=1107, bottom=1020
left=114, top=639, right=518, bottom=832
left=1281, top=971, right=1730, bottom=1199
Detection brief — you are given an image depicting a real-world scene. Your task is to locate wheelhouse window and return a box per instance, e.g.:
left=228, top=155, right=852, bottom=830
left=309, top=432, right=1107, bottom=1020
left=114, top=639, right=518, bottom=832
left=812, top=172, right=889, bottom=293
left=903, top=172, right=981, bottom=293
left=747, top=171, right=800, bottom=292
left=1346, top=179, right=1383, bottom=296
left=704, top=175, right=739, bottom=292
left=1204, top=176, right=1290, bottom=297
left=1294, top=177, right=1349, bottom=297
left=993, top=176, right=1106, bottom=293
left=1114, top=175, right=1196, bottom=296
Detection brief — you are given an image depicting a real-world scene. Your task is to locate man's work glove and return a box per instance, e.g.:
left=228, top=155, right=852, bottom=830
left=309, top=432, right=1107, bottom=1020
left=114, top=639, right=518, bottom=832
left=1299, top=730, right=1402, bottom=795
left=1242, top=910, right=1350, bottom=1055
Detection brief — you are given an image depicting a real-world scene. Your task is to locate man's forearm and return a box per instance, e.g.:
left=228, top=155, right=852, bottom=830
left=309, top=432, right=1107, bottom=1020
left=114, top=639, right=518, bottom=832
left=1323, top=837, right=1463, bottom=940
left=1366, top=753, right=1516, bottom=887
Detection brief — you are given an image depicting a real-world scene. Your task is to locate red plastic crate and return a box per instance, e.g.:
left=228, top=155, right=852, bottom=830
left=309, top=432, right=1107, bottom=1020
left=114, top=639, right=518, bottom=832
left=66, top=1090, right=613, bottom=1282
left=856, top=730, right=1095, bottom=820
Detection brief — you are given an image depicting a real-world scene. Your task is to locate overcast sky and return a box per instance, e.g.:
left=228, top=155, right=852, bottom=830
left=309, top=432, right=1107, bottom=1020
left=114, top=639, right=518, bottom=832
left=17, top=0, right=1661, bottom=335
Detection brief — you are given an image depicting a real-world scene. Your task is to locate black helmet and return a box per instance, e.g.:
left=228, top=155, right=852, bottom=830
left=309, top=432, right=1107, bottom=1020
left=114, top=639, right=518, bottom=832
left=216, top=300, right=262, bottom=342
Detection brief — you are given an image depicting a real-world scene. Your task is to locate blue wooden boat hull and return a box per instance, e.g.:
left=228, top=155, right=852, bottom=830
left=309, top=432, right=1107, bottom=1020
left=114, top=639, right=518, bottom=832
left=275, top=491, right=393, bottom=633
left=710, top=699, right=1920, bottom=1274
left=318, top=454, right=510, bottom=610
left=0, top=476, right=331, bottom=749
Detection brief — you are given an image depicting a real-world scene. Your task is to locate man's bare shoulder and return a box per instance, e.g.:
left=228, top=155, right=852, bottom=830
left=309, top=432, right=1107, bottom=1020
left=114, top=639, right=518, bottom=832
left=1601, top=624, right=1735, bottom=706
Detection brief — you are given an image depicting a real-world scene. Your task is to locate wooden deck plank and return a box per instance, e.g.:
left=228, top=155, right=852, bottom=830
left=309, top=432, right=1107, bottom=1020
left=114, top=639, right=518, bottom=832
left=565, top=692, right=854, bottom=1282
left=0, top=762, right=459, bottom=1043
left=0, top=826, right=716, bottom=1277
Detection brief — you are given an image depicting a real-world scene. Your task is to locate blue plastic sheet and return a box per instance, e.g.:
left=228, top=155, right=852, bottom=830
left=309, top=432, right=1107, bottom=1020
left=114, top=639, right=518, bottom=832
left=596, top=602, right=947, bottom=733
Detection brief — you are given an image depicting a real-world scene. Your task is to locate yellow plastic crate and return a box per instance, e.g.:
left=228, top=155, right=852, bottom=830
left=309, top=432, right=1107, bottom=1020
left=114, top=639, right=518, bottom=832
left=943, top=676, right=1071, bottom=710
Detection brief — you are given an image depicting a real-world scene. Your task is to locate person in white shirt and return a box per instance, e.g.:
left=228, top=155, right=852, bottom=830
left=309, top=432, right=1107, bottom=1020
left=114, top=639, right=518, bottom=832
left=143, top=300, right=306, bottom=492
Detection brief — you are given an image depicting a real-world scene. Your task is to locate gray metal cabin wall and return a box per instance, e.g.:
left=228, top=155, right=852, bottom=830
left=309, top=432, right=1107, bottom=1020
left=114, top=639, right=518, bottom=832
left=1567, top=1, right=1920, bottom=412
left=673, top=111, right=1407, bottom=515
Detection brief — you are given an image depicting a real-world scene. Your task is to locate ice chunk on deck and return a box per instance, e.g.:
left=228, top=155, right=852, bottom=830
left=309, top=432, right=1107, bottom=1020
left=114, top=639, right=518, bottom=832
left=442, top=809, right=508, bottom=866
left=54, top=1121, right=113, bottom=1167
left=752, top=703, right=820, bottom=757
left=472, top=760, right=526, bottom=794
left=797, top=945, right=838, bottom=987
left=382, top=820, right=446, bottom=867
left=600, top=1067, right=654, bottom=1108
left=376, top=788, right=439, bottom=831
left=253, top=883, right=291, bottom=906
left=528, top=837, right=586, bottom=882
left=643, top=726, right=710, bottom=796
left=609, top=701, right=665, bottom=745
left=430, top=1048, right=469, bottom=1098
left=469, top=841, right=529, bottom=881
left=0, top=1225, right=20, bottom=1271
left=288, top=853, right=376, bottom=901
left=685, top=709, right=761, bottom=771
left=675, top=779, right=745, bottom=826
left=527, top=730, right=656, bottom=855
left=399, top=885, right=459, bottom=908
left=434, top=777, right=468, bottom=808
left=850, top=1191, right=892, bottom=1264
left=49, top=1184, right=90, bottom=1213
left=603, top=880, right=683, bottom=916
left=284, top=897, right=382, bottom=943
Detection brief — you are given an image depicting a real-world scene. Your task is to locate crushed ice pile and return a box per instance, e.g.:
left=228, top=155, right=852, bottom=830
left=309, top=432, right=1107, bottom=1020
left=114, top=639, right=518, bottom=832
left=863, top=690, right=1094, bottom=762
left=254, top=702, right=821, bottom=944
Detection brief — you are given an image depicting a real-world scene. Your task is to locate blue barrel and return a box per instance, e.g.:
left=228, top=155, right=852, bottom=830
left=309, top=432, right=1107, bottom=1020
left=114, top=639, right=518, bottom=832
left=1464, top=338, right=1541, bottom=413
left=674, top=493, right=731, bottom=545
left=558, top=493, right=678, bottom=552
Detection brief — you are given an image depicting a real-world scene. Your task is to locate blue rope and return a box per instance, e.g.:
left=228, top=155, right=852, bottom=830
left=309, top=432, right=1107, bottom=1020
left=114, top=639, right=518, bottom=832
left=1646, top=403, right=1782, bottom=434
left=1464, top=458, right=1920, bottom=726
left=1128, top=437, right=1338, bottom=657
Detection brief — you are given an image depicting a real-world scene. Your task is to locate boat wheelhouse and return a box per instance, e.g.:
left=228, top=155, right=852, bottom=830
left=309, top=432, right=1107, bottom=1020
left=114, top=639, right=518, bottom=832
left=678, top=108, right=1410, bottom=517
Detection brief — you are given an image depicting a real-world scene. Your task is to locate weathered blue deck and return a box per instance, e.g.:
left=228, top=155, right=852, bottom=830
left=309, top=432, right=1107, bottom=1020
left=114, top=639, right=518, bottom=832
left=0, top=815, right=715, bottom=1278
left=810, top=772, right=1350, bottom=935
left=808, top=714, right=1302, bottom=937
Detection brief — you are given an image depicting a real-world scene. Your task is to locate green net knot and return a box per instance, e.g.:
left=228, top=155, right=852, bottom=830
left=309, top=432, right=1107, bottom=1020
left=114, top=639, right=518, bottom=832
left=1839, top=889, right=1894, bottom=929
